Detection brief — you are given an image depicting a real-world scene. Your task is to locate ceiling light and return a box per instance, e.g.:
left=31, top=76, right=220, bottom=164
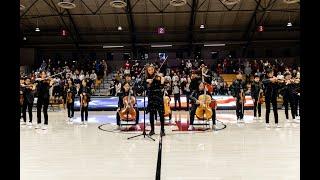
left=151, top=44, right=172, bottom=48
left=57, top=0, right=76, bottom=9
left=118, top=26, right=122, bottom=31
left=200, top=24, right=205, bottom=29
left=35, top=19, right=40, bottom=32
left=204, top=44, right=225, bottom=47
left=287, top=22, right=292, bottom=27
left=23, top=37, right=27, bottom=41
left=103, top=45, right=124, bottom=48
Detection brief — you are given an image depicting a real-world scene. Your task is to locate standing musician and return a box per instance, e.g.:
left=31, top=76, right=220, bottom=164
left=251, top=75, right=263, bottom=120
left=201, top=65, right=212, bottom=84
left=279, top=72, right=297, bottom=121
left=20, top=77, right=25, bottom=122
left=188, top=82, right=217, bottom=130
left=34, top=71, right=55, bottom=130
left=21, top=77, right=36, bottom=126
left=293, top=76, right=300, bottom=119
left=262, top=68, right=279, bottom=128
left=144, top=64, right=166, bottom=136
left=66, top=78, right=77, bottom=123
left=116, top=82, right=140, bottom=130
left=230, top=71, right=246, bottom=122
left=79, top=79, right=91, bottom=125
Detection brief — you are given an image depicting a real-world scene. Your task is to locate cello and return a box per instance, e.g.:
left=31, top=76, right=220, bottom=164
left=163, top=90, right=172, bottom=120
left=119, top=88, right=137, bottom=121
left=195, top=83, right=213, bottom=121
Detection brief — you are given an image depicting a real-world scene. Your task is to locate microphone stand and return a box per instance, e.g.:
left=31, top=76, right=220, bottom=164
left=128, top=65, right=155, bottom=141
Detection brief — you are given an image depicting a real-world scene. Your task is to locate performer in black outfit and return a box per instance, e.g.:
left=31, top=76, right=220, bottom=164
left=35, top=71, right=54, bottom=130
left=19, top=77, right=25, bottom=122
left=293, top=77, right=301, bottom=119
left=145, top=64, right=165, bottom=136
left=21, top=77, right=35, bottom=126
left=116, top=82, right=140, bottom=129
left=66, top=78, right=77, bottom=123
left=230, top=72, right=246, bottom=122
left=262, top=69, right=279, bottom=128
left=251, top=75, right=263, bottom=120
left=188, top=82, right=217, bottom=130
left=78, top=79, right=91, bottom=125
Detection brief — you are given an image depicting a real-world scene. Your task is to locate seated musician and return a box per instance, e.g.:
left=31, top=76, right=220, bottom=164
left=188, top=82, right=217, bottom=131
left=116, top=82, right=140, bottom=130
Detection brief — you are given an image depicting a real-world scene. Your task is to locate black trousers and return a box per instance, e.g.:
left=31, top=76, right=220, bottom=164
left=253, top=97, right=261, bottom=117
left=174, top=94, right=181, bottom=110
left=37, top=99, right=49, bottom=125
left=23, top=101, right=33, bottom=123
left=67, top=101, right=75, bottom=118
left=149, top=109, right=164, bottom=132
left=283, top=95, right=296, bottom=119
left=294, top=94, right=300, bottom=116
left=81, top=103, right=89, bottom=122
left=236, top=99, right=244, bottom=119
left=185, top=92, right=191, bottom=110
left=116, top=107, right=140, bottom=125
left=189, top=105, right=216, bottom=125
left=265, top=97, right=278, bottom=124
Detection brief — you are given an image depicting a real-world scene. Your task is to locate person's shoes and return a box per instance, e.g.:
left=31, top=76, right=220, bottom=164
left=188, top=125, right=193, bottom=131
left=160, top=131, right=166, bottom=137
left=42, top=125, right=48, bottom=130
left=253, top=116, right=257, bottom=120
left=27, top=122, right=33, bottom=126
left=35, top=124, right=41, bottom=129
left=296, top=116, right=300, bottom=120
left=212, top=125, right=217, bottom=130
left=276, top=124, right=281, bottom=128
left=266, top=123, right=270, bottom=128
left=20, top=122, right=26, bottom=125
left=149, top=130, right=155, bottom=136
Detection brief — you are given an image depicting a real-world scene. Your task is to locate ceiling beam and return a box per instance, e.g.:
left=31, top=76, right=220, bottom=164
left=243, top=0, right=278, bottom=57
left=20, top=0, right=40, bottom=17
left=21, top=8, right=300, bottom=19
left=49, top=0, right=79, bottom=49
left=188, top=0, right=198, bottom=49
left=126, top=0, right=137, bottom=57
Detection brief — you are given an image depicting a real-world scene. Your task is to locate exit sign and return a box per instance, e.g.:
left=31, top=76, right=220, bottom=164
left=157, top=27, right=165, bottom=34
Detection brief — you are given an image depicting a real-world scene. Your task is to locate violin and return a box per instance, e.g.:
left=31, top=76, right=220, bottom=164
left=20, top=90, right=24, bottom=106
left=119, top=88, right=137, bottom=121
left=195, top=86, right=213, bottom=121
left=67, top=88, right=73, bottom=104
left=80, top=92, right=88, bottom=109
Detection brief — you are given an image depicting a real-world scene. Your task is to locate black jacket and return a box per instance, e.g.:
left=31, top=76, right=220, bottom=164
left=22, top=86, right=35, bottom=104
left=251, top=81, right=262, bottom=99
left=230, top=79, right=246, bottom=99
left=262, top=78, right=278, bottom=100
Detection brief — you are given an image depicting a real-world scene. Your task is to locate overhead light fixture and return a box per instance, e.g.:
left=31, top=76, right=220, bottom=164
left=20, top=4, right=26, bottom=11
left=103, top=45, right=124, bottom=48
left=200, top=24, right=205, bottom=29
left=35, top=19, right=40, bottom=32
left=287, top=13, right=293, bottom=27
left=283, top=0, right=300, bottom=4
left=151, top=44, right=172, bottom=48
left=170, top=0, right=187, bottom=7
left=57, top=0, right=76, bottom=9
left=23, top=37, right=27, bottom=41
left=110, top=0, right=127, bottom=8
left=117, top=26, right=122, bottom=31
left=204, top=43, right=225, bottom=47
left=221, top=0, right=241, bottom=6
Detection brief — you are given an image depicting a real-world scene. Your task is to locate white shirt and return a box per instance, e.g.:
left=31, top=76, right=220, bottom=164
left=79, top=74, right=85, bottom=81
left=172, top=75, right=179, bottom=83
left=90, top=73, right=97, bottom=80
